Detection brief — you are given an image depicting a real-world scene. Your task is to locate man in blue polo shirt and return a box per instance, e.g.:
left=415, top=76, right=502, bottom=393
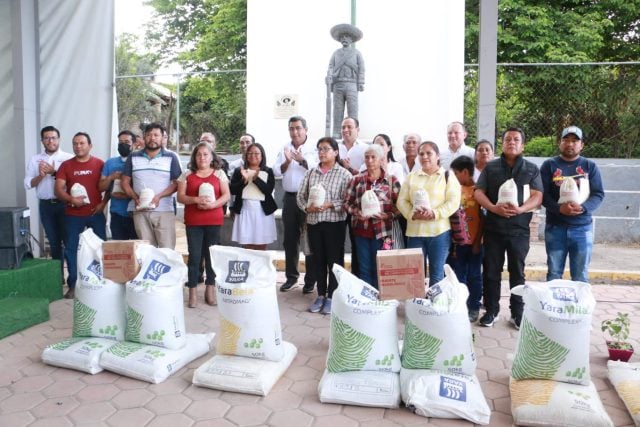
left=121, top=123, right=182, bottom=248
left=100, top=130, right=137, bottom=240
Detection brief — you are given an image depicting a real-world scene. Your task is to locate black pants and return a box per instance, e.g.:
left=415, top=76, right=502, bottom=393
left=482, top=230, right=529, bottom=316
left=308, top=221, right=346, bottom=298
left=282, top=193, right=316, bottom=285
left=186, top=225, right=221, bottom=287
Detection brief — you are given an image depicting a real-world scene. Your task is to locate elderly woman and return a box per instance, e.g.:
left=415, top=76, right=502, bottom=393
left=474, top=139, right=494, bottom=182
left=177, top=142, right=230, bottom=308
left=397, top=141, right=461, bottom=286
left=345, top=144, right=401, bottom=289
left=297, top=137, right=353, bottom=315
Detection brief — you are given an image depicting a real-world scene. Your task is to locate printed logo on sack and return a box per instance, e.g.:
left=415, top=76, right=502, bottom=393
left=226, top=261, right=250, bottom=283
left=427, top=284, right=442, bottom=301
left=359, top=286, right=378, bottom=301
left=439, top=376, right=467, bottom=402
left=551, top=287, right=578, bottom=303
left=143, top=260, right=171, bottom=281
left=87, top=260, right=102, bottom=278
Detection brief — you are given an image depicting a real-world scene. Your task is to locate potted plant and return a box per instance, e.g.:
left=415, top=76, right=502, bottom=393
left=601, top=312, right=634, bottom=362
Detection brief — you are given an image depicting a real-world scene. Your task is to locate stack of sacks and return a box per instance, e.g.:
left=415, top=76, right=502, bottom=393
left=317, top=265, right=402, bottom=408
left=400, top=265, right=491, bottom=425
left=101, top=246, right=214, bottom=384
left=510, top=280, right=613, bottom=427
left=608, top=361, right=640, bottom=426
left=42, top=229, right=125, bottom=373
left=192, top=246, right=297, bottom=396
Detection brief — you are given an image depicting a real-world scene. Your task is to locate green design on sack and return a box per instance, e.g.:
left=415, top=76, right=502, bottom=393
left=49, top=337, right=84, bottom=351
left=512, top=317, right=569, bottom=380
left=568, top=390, right=591, bottom=400
left=244, top=338, right=263, bottom=349
left=107, top=341, right=145, bottom=358
left=72, top=299, right=97, bottom=337
left=443, top=354, right=465, bottom=367
left=375, top=354, right=395, bottom=366
left=84, top=341, right=104, bottom=349
left=99, top=325, right=119, bottom=336
left=125, top=306, right=144, bottom=342
left=566, top=367, right=586, bottom=380
left=146, top=330, right=166, bottom=343
left=327, top=316, right=375, bottom=373
left=401, top=318, right=442, bottom=369
left=146, top=349, right=166, bottom=358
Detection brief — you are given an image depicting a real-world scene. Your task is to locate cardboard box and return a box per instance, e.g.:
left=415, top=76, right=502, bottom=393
left=102, top=240, right=148, bottom=283
left=376, top=248, right=425, bottom=300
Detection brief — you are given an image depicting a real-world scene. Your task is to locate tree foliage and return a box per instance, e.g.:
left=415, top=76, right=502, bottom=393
left=145, top=0, right=247, bottom=151
left=465, top=0, right=640, bottom=158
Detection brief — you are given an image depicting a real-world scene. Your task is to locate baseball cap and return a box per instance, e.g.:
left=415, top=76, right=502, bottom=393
left=561, top=126, right=583, bottom=140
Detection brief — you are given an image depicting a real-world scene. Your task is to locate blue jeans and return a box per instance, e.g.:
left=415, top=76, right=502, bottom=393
left=448, top=245, right=483, bottom=310
left=186, top=225, right=221, bottom=287
left=109, top=212, right=137, bottom=240
left=39, top=199, right=66, bottom=261
left=408, top=230, right=451, bottom=286
left=65, top=213, right=106, bottom=288
left=545, top=223, right=593, bottom=283
left=355, top=236, right=384, bottom=289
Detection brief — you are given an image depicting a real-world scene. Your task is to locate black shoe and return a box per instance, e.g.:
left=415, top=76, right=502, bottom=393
left=280, top=280, right=298, bottom=292
left=302, top=283, right=315, bottom=294
left=64, top=289, right=75, bottom=299
left=511, top=312, right=522, bottom=330
left=479, top=312, right=497, bottom=327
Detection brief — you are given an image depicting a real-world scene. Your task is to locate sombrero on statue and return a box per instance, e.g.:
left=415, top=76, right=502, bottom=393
left=330, top=23, right=363, bottom=42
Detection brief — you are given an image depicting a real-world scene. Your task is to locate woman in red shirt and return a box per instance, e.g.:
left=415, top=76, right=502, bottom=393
left=177, top=142, right=230, bottom=308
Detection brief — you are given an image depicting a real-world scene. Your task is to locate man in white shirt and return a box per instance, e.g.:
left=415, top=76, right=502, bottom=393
left=24, top=125, right=74, bottom=280
left=274, top=116, right=318, bottom=292
left=440, top=121, right=476, bottom=170
left=228, top=133, right=254, bottom=177
left=400, top=133, right=422, bottom=176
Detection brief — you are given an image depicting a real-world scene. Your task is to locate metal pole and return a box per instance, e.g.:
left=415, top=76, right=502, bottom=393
left=477, top=0, right=498, bottom=146
left=175, top=73, right=180, bottom=148
left=351, top=0, right=356, bottom=26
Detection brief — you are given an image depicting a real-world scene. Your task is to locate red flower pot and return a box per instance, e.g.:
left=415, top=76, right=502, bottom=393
left=607, top=342, right=634, bottom=362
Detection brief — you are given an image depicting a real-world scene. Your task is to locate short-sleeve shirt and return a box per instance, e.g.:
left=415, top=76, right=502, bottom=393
left=183, top=171, right=224, bottom=226
left=476, top=154, right=543, bottom=235
left=123, top=148, right=182, bottom=212
left=57, top=156, right=105, bottom=216
left=102, top=156, right=130, bottom=217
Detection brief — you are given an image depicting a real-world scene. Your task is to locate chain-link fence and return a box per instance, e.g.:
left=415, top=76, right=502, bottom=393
left=464, top=62, right=640, bottom=158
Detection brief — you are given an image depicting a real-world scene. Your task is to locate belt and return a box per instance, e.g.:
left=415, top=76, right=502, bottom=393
left=285, top=192, right=297, bottom=196
left=39, top=198, right=60, bottom=204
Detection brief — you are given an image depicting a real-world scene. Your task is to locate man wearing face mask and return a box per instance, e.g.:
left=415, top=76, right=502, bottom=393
left=99, top=130, right=137, bottom=240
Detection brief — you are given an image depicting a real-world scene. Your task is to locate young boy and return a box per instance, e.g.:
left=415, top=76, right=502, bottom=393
left=448, top=156, right=484, bottom=322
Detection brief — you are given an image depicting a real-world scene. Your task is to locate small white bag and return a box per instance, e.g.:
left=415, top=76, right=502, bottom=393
left=360, top=189, right=381, bottom=217
left=70, top=183, right=90, bottom=205
left=308, top=183, right=326, bottom=208
left=412, top=189, right=431, bottom=211
left=137, top=187, right=156, bottom=210
left=198, top=182, right=216, bottom=201
left=497, top=178, right=518, bottom=206
left=557, top=178, right=581, bottom=204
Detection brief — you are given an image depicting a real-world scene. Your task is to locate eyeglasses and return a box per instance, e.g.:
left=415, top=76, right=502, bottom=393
left=317, top=147, right=333, bottom=153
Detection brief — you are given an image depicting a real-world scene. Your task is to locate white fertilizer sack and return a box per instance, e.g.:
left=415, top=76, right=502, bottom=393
left=327, top=265, right=400, bottom=373
left=608, top=361, right=640, bottom=426
left=497, top=178, right=518, bottom=206
left=125, top=247, right=188, bottom=350
left=100, top=333, right=213, bottom=384
left=42, top=337, right=118, bottom=374
left=73, top=229, right=125, bottom=341
left=318, top=370, right=401, bottom=408
left=511, top=280, right=595, bottom=385
left=192, top=341, right=297, bottom=396
left=402, top=265, right=476, bottom=375
left=211, top=245, right=283, bottom=361
left=510, top=378, right=613, bottom=427
left=400, top=368, right=491, bottom=425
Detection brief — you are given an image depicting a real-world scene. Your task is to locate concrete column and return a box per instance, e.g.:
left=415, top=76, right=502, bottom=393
left=477, top=0, right=498, bottom=146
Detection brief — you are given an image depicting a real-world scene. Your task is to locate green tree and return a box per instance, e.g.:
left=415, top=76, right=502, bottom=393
left=145, top=0, right=247, bottom=152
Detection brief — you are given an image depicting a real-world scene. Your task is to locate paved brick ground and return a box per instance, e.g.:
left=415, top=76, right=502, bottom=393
left=0, top=273, right=638, bottom=426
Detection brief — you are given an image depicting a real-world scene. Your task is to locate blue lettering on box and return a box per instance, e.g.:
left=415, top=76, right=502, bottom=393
left=143, top=260, right=171, bottom=280
left=551, top=287, right=578, bottom=303
left=439, top=376, right=466, bottom=402
left=226, top=261, right=250, bottom=283
left=87, top=260, right=102, bottom=278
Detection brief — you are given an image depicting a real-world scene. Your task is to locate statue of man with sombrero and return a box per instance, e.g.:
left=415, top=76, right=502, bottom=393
left=326, top=23, right=365, bottom=138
